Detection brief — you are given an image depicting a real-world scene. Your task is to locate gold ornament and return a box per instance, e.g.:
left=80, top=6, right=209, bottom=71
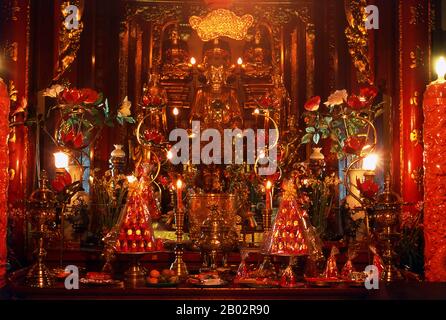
left=189, top=9, right=254, bottom=41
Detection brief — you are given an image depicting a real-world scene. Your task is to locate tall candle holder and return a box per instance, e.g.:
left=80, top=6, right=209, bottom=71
left=26, top=171, right=57, bottom=288
left=170, top=206, right=188, bottom=277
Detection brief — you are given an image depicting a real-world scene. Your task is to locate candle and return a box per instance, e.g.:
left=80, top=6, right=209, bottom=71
left=176, top=179, right=183, bottom=211
left=423, top=56, right=446, bottom=281
left=362, top=153, right=378, bottom=171
left=265, top=180, right=272, bottom=211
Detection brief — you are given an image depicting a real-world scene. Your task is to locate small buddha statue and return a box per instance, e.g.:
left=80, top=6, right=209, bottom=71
left=242, top=28, right=272, bottom=79
left=161, top=27, right=191, bottom=80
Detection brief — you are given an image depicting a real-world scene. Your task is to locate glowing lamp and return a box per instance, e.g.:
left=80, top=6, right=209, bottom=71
left=363, top=153, right=378, bottom=171
left=54, top=152, right=69, bottom=169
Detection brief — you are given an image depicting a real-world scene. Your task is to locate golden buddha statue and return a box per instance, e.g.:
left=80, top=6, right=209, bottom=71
left=161, top=27, right=191, bottom=80
left=190, top=64, right=243, bottom=132
left=242, top=28, right=272, bottom=79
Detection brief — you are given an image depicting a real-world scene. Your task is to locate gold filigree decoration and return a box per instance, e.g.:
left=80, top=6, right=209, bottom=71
left=410, top=46, right=424, bottom=69
left=189, top=9, right=254, bottom=41
left=54, top=1, right=84, bottom=82
left=410, top=91, right=419, bottom=107
left=344, top=0, right=372, bottom=84
left=0, top=40, right=18, bottom=62
left=409, top=4, right=425, bottom=25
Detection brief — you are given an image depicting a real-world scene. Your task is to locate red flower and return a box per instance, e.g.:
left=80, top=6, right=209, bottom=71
left=73, top=132, right=84, bottom=149
left=356, top=178, right=379, bottom=199
left=61, top=89, right=84, bottom=105
left=343, top=136, right=367, bottom=155
left=80, top=88, right=99, bottom=104
left=51, top=170, right=72, bottom=193
left=61, top=129, right=84, bottom=149
left=347, top=94, right=365, bottom=110
left=359, top=85, right=378, bottom=101
left=304, top=96, right=321, bottom=111
left=144, top=129, right=163, bottom=144
left=158, top=176, right=169, bottom=187
left=260, top=96, right=274, bottom=108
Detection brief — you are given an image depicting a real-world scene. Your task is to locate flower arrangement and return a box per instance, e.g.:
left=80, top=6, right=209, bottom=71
left=44, top=84, right=134, bottom=150
left=301, top=84, right=382, bottom=159
left=141, top=91, right=168, bottom=109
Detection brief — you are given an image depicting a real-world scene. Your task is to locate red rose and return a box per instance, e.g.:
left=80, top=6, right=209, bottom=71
left=260, top=96, right=273, bottom=108
left=144, top=129, right=163, bottom=144
left=304, top=96, right=321, bottom=111
left=73, top=133, right=84, bottom=149
left=61, top=89, right=83, bottom=105
left=359, top=85, right=378, bottom=101
left=80, top=88, right=99, bottom=104
left=51, top=170, right=72, bottom=193
left=347, top=94, right=365, bottom=110
left=343, top=136, right=367, bottom=155
left=356, top=178, right=379, bottom=199
left=61, top=129, right=75, bottom=144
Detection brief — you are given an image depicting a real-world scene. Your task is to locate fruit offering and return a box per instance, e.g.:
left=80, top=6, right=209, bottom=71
left=146, top=269, right=179, bottom=285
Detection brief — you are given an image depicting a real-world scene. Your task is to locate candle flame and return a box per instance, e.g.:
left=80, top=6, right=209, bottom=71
left=266, top=180, right=272, bottom=190
left=436, top=57, right=446, bottom=81
left=173, top=107, right=179, bottom=116
left=253, top=108, right=260, bottom=115
left=190, top=57, right=197, bottom=65
left=167, top=150, right=173, bottom=160
left=54, top=151, right=69, bottom=169
left=237, top=57, right=243, bottom=65
left=363, top=153, right=379, bottom=171
left=176, top=179, right=183, bottom=189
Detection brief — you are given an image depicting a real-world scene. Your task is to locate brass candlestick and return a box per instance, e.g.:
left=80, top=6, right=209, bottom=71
left=369, top=174, right=403, bottom=282
left=258, top=208, right=275, bottom=275
left=26, top=171, right=56, bottom=288
left=170, top=206, right=188, bottom=276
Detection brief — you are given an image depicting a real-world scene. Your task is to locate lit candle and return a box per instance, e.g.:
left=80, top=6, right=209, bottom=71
left=173, top=107, right=179, bottom=127
left=176, top=179, right=183, bottom=211
left=190, top=57, right=196, bottom=66
left=237, top=57, right=243, bottom=65
left=265, top=180, right=272, bottom=211
left=423, top=56, right=446, bottom=281
left=54, top=151, right=69, bottom=169
left=362, top=153, right=378, bottom=171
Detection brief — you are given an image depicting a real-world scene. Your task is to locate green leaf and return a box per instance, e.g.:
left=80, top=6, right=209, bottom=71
left=313, top=133, right=320, bottom=145
left=116, top=116, right=124, bottom=125
left=306, top=127, right=315, bottom=133
left=125, top=117, right=135, bottom=124
left=301, top=133, right=313, bottom=144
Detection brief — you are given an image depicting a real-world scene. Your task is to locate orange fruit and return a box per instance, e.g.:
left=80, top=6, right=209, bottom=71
left=150, top=269, right=160, bottom=278
left=147, top=277, right=158, bottom=284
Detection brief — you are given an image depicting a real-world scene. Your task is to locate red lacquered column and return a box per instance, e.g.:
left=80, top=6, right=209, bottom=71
left=398, top=0, right=430, bottom=218
left=0, top=79, right=10, bottom=288
left=423, top=71, right=446, bottom=281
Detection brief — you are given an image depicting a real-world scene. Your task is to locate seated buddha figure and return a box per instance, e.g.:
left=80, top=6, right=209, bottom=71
left=161, top=27, right=191, bottom=80
left=190, top=64, right=243, bottom=132
left=242, top=28, right=272, bottom=80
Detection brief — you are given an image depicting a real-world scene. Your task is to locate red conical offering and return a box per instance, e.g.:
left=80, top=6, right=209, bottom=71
left=265, top=180, right=310, bottom=256
left=115, top=180, right=157, bottom=253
